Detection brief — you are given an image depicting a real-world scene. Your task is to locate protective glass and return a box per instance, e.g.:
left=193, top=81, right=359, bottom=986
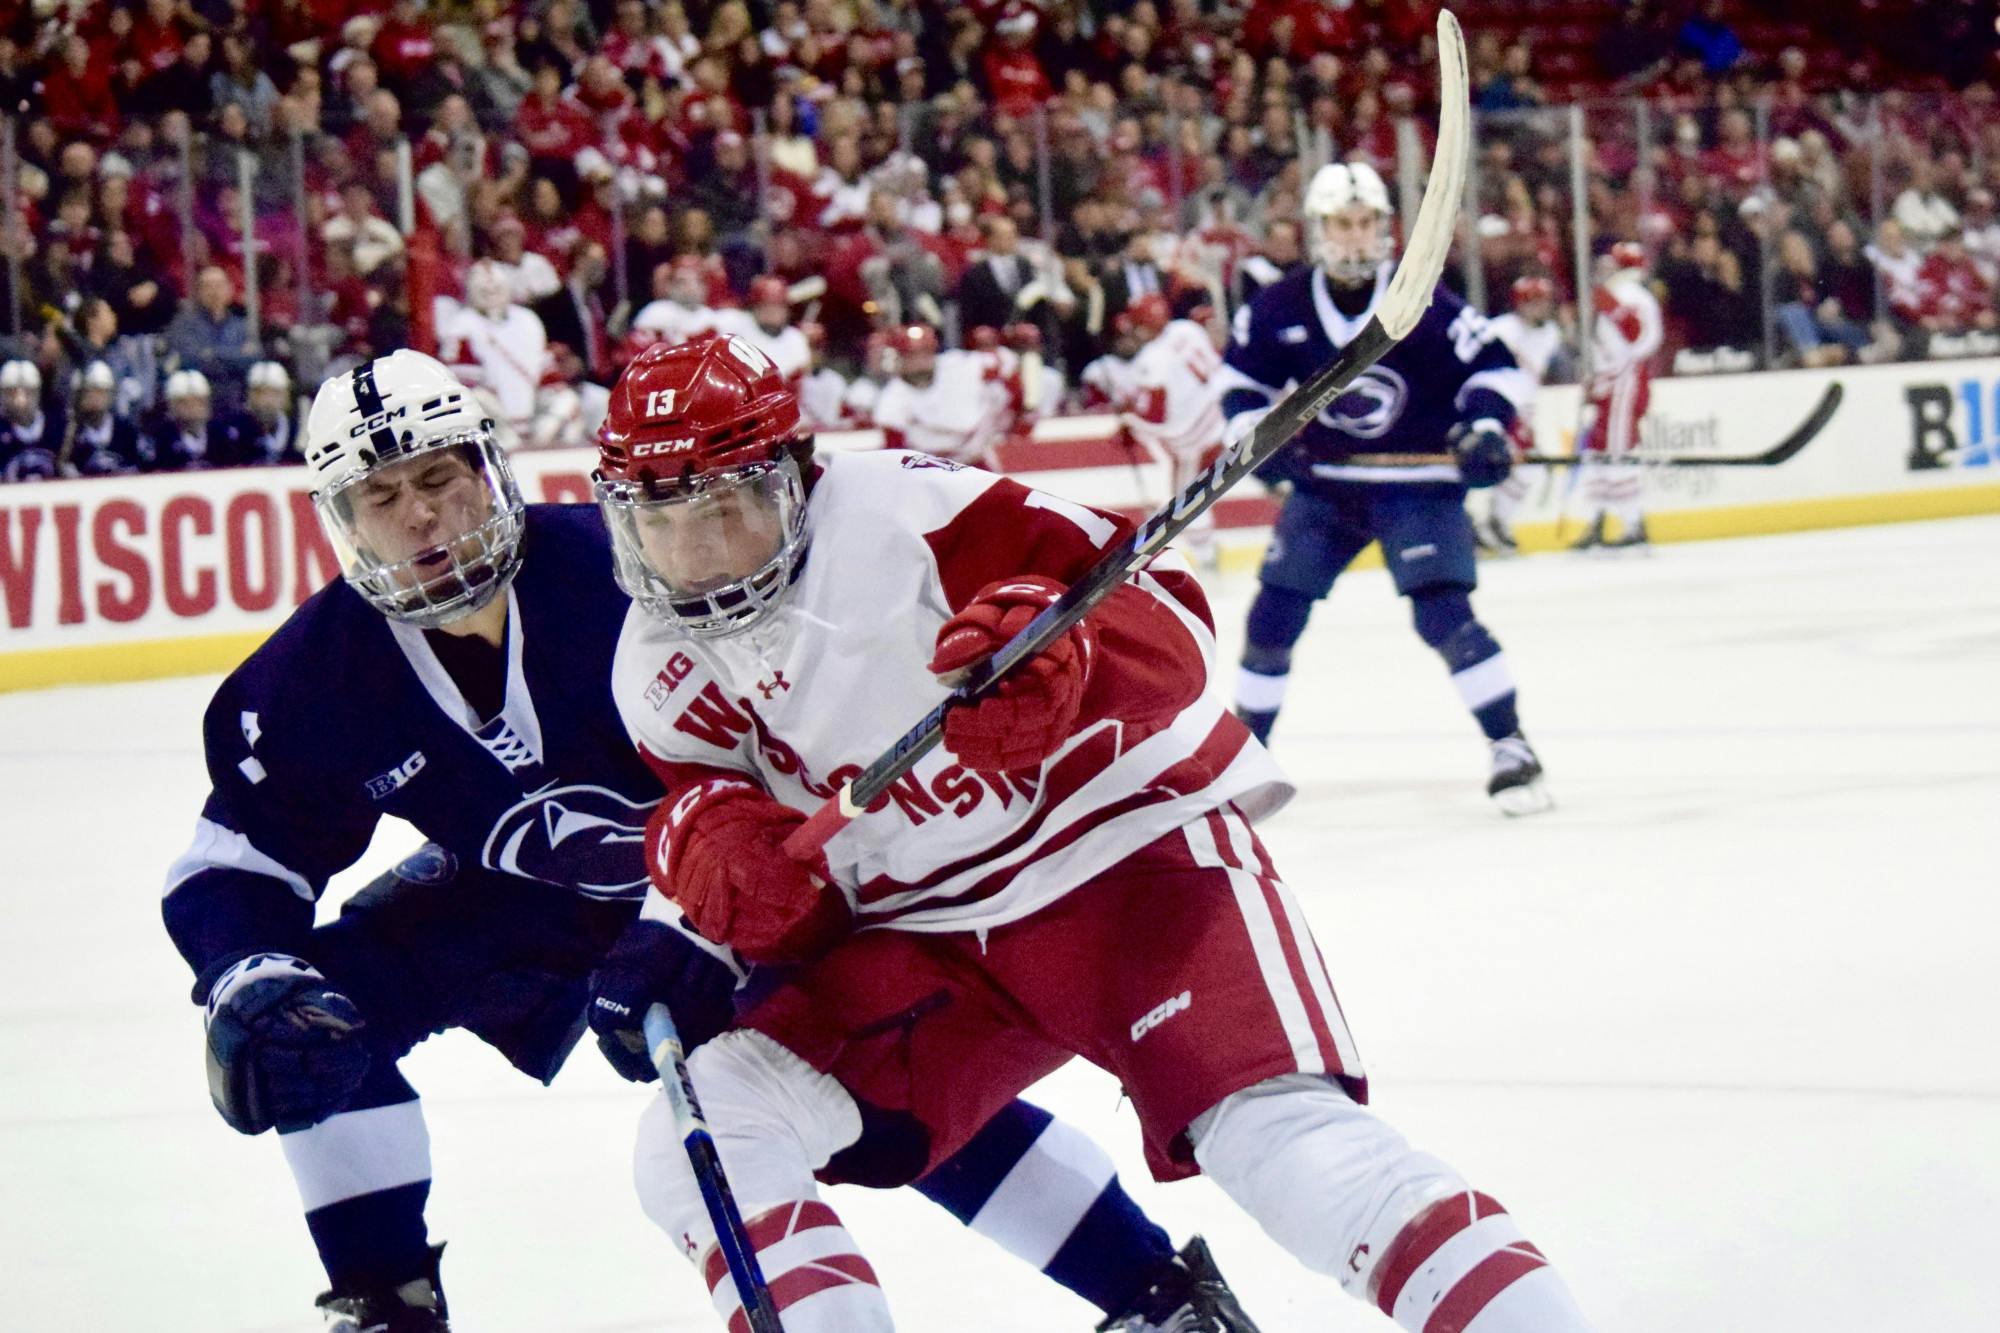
left=596, top=456, right=808, bottom=638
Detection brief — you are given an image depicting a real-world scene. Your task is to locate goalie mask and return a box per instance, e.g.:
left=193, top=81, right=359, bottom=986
left=595, top=332, right=811, bottom=639
left=1303, top=161, right=1395, bottom=288
left=304, top=350, right=526, bottom=628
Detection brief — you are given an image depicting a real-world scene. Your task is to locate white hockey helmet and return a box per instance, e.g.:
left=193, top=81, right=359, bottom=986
left=1, top=359, right=41, bottom=393
left=1303, top=161, right=1395, bottom=287
left=248, top=360, right=290, bottom=392
left=304, top=350, right=526, bottom=628
left=165, top=368, right=212, bottom=401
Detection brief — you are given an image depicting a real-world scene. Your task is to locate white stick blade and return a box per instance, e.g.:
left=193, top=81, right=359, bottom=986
left=1378, top=9, right=1471, bottom=340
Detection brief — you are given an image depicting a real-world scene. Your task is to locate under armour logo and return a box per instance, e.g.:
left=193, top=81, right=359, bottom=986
left=756, top=672, right=791, bottom=700
left=683, top=1232, right=700, bottom=1257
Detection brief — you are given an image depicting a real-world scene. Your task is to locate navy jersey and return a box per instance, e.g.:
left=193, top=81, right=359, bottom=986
left=0, top=407, right=69, bottom=481
left=1218, top=262, right=1532, bottom=489
left=163, top=504, right=665, bottom=991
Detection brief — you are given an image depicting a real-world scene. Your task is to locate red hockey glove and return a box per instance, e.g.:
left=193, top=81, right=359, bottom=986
left=929, top=575, right=1097, bottom=773
left=647, top=777, right=851, bottom=964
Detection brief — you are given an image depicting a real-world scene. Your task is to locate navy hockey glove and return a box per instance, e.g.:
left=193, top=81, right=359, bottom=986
left=204, top=953, right=369, bottom=1136
left=588, top=919, right=740, bottom=1082
left=1450, top=418, right=1513, bottom=489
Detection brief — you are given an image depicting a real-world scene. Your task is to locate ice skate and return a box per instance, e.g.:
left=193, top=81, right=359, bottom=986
left=1605, top=516, right=1651, bottom=551
left=1488, top=732, right=1553, bottom=816
left=1097, top=1237, right=1262, bottom=1332
left=1485, top=513, right=1520, bottom=554
left=316, top=1247, right=450, bottom=1333
left=1566, top=512, right=1605, bottom=551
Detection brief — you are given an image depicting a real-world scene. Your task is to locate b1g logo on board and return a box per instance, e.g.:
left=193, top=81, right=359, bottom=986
left=1906, top=376, right=2000, bottom=470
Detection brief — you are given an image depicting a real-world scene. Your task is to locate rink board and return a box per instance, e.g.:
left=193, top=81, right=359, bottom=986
left=3, top=355, right=1999, bottom=691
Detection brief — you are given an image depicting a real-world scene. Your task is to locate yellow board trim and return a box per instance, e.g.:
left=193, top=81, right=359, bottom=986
left=0, top=630, right=272, bottom=693
left=8, top=482, right=2000, bottom=692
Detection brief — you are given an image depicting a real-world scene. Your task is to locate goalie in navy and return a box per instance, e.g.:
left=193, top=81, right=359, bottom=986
left=1217, top=161, right=1551, bottom=814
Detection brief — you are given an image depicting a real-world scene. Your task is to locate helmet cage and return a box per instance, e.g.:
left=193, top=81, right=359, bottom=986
left=595, top=452, right=809, bottom=639
left=314, top=427, right=527, bottom=629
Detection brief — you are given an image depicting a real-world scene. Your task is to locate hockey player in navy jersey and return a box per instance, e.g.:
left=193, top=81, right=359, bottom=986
left=162, top=350, right=1255, bottom=1332
left=1217, top=162, right=1551, bottom=814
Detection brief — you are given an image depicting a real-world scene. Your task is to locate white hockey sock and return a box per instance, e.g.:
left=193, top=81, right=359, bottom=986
left=1192, top=1075, right=1595, bottom=1333
left=700, top=1200, right=887, bottom=1333
left=1235, top=664, right=1289, bottom=715
left=634, top=1031, right=893, bottom=1331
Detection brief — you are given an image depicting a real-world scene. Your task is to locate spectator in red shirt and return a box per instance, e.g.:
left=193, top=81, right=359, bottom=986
left=43, top=33, right=121, bottom=142
left=1908, top=229, right=1997, bottom=337
left=1702, top=109, right=1761, bottom=195
left=127, top=0, right=188, bottom=80
left=983, top=8, right=1054, bottom=118
left=371, top=0, right=439, bottom=93
left=512, top=63, right=598, bottom=173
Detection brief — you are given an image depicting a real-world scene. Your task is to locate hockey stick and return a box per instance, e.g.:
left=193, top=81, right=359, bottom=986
left=1347, top=381, right=1844, bottom=471
left=644, top=1004, right=785, bottom=1333
left=781, top=9, right=1470, bottom=862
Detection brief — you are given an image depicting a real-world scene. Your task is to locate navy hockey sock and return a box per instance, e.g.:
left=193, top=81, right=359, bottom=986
left=1412, top=591, right=1520, bottom=741
left=279, top=1063, right=436, bottom=1292
left=914, top=1099, right=1174, bottom=1314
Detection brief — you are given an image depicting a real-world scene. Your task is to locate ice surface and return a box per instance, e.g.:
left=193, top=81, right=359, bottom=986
left=3, top=517, right=1996, bottom=1331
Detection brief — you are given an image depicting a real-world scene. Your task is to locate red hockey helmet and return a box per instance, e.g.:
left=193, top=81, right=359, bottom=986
left=1608, top=240, right=1646, bottom=271
left=1003, top=321, right=1043, bottom=353
left=1116, top=294, right=1170, bottom=339
left=595, top=332, right=812, bottom=637
left=864, top=329, right=895, bottom=377
left=891, top=323, right=939, bottom=382
left=1510, top=274, right=1555, bottom=307
left=966, top=324, right=1002, bottom=352
left=748, top=274, right=790, bottom=310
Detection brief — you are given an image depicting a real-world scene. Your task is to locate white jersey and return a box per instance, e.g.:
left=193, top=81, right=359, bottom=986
left=842, top=376, right=886, bottom=425
left=868, top=350, right=1013, bottom=466
left=440, top=304, right=548, bottom=425
left=711, top=310, right=811, bottom=382
left=611, top=450, right=1290, bottom=935
left=632, top=300, right=721, bottom=346
left=1487, top=313, right=1563, bottom=385
left=1080, top=352, right=1139, bottom=409
left=1588, top=274, right=1662, bottom=393
left=1123, top=319, right=1225, bottom=461
left=799, top=366, right=849, bottom=431
left=495, top=251, right=561, bottom=305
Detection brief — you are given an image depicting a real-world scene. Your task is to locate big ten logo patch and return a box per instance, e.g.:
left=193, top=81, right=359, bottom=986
left=645, top=651, right=698, bottom=710
left=1905, top=376, right=2000, bottom=470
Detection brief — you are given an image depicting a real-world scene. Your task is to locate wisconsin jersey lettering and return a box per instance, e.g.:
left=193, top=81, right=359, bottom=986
left=1218, top=262, right=1533, bottom=485
left=612, top=450, right=1292, bottom=935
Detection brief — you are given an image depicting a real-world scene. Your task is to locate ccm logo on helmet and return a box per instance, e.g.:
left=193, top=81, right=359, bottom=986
left=631, top=438, right=697, bottom=457
left=348, top=405, right=410, bottom=437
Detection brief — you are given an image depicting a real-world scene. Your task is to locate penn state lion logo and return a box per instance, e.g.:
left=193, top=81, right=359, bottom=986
left=1317, top=365, right=1409, bottom=440
left=483, top=784, right=653, bottom=898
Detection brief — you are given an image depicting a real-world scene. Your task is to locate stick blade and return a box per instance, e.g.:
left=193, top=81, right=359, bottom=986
left=1378, top=9, right=1471, bottom=340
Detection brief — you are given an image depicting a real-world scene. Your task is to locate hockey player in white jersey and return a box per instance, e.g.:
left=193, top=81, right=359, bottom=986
left=1478, top=275, right=1568, bottom=551
left=1080, top=312, right=1145, bottom=409
left=866, top=322, right=1014, bottom=466
left=1571, top=242, right=1663, bottom=550
left=795, top=321, right=849, bottom=430
left=631, top=256, right=723, bottom=347
left=594, top=332, right=1599, bottom=1333
left=712, top=275, right=811, bottom=381
left=1117, top=294, right=1227, bottom=565
left=439, top=259, right=550, bottom=437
